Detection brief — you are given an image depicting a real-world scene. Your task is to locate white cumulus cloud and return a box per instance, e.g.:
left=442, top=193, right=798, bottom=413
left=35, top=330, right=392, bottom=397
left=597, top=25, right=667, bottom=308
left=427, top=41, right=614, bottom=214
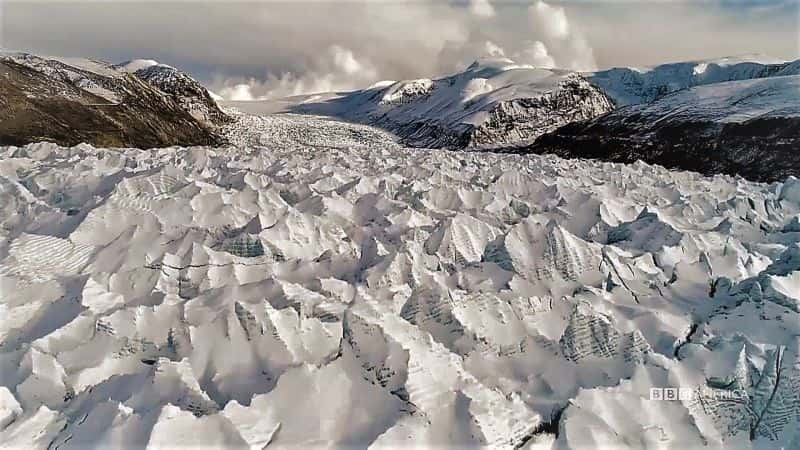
left=513, top=41, right=556, bottom=69
left=469, top=0, right=496, bottom=18
left=7, top=0, right=794, bottom=98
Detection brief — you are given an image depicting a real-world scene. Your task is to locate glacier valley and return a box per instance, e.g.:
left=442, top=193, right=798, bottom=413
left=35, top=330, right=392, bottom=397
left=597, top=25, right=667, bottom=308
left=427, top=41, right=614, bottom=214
left=1, top=111, right=800, bottom=449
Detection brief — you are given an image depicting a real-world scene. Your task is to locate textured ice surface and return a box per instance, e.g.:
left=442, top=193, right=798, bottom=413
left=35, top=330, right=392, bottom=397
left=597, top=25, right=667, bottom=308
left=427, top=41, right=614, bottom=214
left=1, top=114, right=799, bottom=449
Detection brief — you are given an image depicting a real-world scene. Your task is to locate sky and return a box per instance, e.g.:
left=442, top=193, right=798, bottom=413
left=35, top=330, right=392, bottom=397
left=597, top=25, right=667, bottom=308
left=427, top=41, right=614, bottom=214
left=1, top=0, right=798, bottom=100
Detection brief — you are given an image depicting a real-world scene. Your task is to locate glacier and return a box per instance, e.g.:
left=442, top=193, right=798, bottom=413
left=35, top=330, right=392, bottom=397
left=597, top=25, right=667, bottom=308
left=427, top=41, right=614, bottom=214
left=1, top=112, right=799, bottom=449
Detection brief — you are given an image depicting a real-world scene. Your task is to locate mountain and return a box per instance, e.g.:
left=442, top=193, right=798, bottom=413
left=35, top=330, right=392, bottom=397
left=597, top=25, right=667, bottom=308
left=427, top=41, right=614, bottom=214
left=114, top=60, right=230, bottom=127
left=524, top=72, right=800, bottom=182
left=230, top=55, right=799, bottom=161
left=4, top=50, right=797, bottom=178
left=226, top=53, right=800, bottom=182
left=587, top=54, right=798, bottom=106
left=0, top=52, right=228, bottom=148
left=237, top=57, right=614, bottom=149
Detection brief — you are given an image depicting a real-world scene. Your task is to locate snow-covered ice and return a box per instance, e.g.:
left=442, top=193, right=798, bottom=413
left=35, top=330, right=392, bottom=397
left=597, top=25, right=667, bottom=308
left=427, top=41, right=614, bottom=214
left=1, top=112, right=799, bottom=449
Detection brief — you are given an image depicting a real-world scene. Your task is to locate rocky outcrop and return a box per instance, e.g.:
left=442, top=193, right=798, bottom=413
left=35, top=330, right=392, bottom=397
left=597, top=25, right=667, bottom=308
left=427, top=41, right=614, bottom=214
left=523, top=75, right=800, bottom=183
left=467, top=76, right=614, bottom=148
left=0, top=52, right=227, bottom=148
left=130, top=64, right=230, bottom=127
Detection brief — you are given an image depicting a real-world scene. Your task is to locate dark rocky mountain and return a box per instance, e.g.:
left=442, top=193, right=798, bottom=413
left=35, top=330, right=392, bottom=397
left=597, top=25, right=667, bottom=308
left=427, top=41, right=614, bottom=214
left=0, top=53, right=228, bottom=148
left=521, top=74, right=800, bottom=183
left=115, top=60, right=230, bottom=127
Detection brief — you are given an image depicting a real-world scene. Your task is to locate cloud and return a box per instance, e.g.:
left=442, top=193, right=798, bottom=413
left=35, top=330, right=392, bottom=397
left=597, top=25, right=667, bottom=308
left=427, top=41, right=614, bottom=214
left=528, top=1, right=596, bottom=71
left=484, top=41, right=507, bottom=58
left=469, top=0, right=497, bottom=18
left=513, top=41, right=557, bottom=69
left=2, top=0, right=797, bottom=100
left=200, top=0, right=597, bottom=99
left=530, top=1, right=570, bottom=40
left=217, top=45, right=380, bottom=100
left=220, top=83, right=259, bottom=102
left=564, top=1, right=799, bottom=69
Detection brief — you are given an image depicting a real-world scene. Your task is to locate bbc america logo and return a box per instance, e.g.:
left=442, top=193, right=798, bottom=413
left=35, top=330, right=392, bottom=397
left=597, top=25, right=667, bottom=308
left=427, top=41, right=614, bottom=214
left=650, top=387, right=748, bottom=401
left=650, top=388, right=694, bottom=401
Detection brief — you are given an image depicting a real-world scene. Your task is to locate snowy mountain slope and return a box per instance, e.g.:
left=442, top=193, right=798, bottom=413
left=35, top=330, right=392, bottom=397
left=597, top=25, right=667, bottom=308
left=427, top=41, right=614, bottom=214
left=587, top=55, right=798, bottom=106
left=0, top=52, right=228, bottom=147
left=2, top=51, right=132, bottom=103
left=525, top=75, right=800, bottom=182
left=254, top=57, right=615, bottom=149
left=229, top=55, right=799, bottom=152
left=1, top=114, right=800, bottom=448
left=113, top=58, right=161, bottom=73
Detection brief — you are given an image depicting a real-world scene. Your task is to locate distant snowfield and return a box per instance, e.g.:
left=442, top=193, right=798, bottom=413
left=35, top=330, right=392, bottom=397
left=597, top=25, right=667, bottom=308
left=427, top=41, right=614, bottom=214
left=1, top=113, right=799, bottom=449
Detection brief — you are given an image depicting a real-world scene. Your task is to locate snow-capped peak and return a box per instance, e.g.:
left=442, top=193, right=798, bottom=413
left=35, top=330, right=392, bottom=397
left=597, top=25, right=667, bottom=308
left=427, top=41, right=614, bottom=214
left=208, top=90, right=225, bottom=102
left=464, top=56, right=535, bottom=75
left=113, top=58, right=164, bottom=73
left=701, top=53, right=786, bottom=66
left=588, top=54, right=798, bottom=106
left=368, top=80, right=397, bottom=89
left=256, top=57, right=611, bottom=149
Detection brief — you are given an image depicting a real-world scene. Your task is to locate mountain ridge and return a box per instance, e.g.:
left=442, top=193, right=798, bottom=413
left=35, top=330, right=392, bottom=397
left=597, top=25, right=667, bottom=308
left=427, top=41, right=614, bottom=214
left=587, top=54, right=799, bottom=106
left=226, top=54, right=799, bottom=164
left=0, top=51, right=229, bottom=148
left=524, top=68, right=800, bottom=182
left=230, top=57, right=616, bottom=149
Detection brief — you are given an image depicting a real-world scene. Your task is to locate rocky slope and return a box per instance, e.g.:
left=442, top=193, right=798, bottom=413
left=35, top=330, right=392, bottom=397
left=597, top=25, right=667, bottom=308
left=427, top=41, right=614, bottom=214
left=524, top=74, right=800, bottom=183
left=276, top=57, right=615, bottom=149
left=0, top=52, right=227, bottom=148
left=114, top=59, right=230, bottom=127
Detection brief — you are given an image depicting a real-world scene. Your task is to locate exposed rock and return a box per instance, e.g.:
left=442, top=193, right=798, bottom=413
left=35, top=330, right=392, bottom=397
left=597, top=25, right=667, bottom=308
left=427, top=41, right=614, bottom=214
left=523, top=75, right=800, bottom=182
left=130, top=64, right=230, bottom=127
left=0, top=53, right=226, bottom=148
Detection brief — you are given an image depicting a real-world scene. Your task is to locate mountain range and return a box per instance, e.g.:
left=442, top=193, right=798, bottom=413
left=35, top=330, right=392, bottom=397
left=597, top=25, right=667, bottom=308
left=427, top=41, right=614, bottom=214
left=275, top=57, right=615, bottom=149
left=2, top=51, right=799, bottom=182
